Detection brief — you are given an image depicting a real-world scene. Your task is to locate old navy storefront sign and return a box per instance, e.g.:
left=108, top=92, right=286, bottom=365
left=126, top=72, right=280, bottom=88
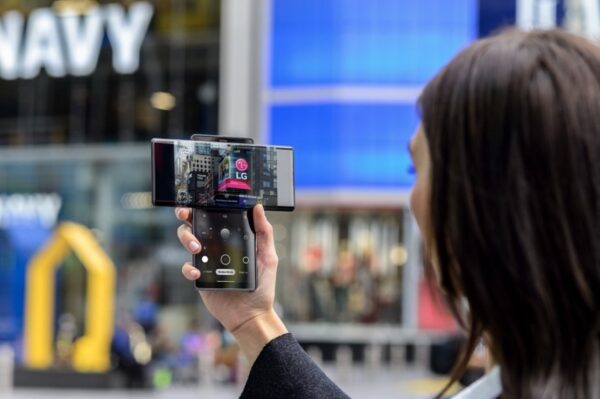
left=0, top=1, right=154, bottom=80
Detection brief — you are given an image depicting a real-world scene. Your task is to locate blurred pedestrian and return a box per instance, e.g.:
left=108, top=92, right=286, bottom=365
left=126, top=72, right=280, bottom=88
left=330, top=249, right=357, bottom=322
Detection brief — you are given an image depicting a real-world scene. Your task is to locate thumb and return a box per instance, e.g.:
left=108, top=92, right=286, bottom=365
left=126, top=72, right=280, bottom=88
left=253, top=205, right=277, bottom=265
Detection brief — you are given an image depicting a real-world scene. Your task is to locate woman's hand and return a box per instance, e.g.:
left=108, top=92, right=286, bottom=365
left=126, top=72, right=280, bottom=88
left=176, top=205, right=288, bottom=364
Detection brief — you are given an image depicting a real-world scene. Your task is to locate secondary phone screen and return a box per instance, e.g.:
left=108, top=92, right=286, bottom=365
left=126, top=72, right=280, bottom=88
left=153, top=139, right=294, bottom=209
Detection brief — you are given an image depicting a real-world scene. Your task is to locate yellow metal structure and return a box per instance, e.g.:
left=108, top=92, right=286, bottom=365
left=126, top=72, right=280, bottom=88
left=24, top=222, right=116, bottom=372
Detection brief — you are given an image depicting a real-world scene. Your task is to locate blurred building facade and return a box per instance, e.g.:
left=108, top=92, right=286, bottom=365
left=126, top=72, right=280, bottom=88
left=0, top=0, right=221, bottom=355
left=0, top=0, right=597, bottom=384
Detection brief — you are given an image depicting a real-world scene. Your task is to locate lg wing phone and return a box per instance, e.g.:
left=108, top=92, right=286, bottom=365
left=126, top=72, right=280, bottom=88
left=151, top=138, right=295, bottom=211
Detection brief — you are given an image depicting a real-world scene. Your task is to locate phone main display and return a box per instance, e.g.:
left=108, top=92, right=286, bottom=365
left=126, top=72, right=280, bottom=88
left=152, top=138, right=294, bottom=210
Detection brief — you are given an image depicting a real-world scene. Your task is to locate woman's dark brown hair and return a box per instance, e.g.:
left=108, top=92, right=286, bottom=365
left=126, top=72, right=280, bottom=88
left=419, top=29, right=600, bottom=398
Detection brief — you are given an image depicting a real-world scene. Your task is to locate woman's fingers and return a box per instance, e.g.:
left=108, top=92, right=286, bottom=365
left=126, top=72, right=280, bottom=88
left=182, top=262, right=200, bottom=280
left=175, top=207, right=193, bottom=225
left=253, top=205, right=278, bottom=268
left=177, top=224, right=202, bottom=253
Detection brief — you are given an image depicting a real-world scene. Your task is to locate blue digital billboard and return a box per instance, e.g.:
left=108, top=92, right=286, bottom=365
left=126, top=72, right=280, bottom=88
left=271, top=0, right=478, bottom=87
left=267, top=0, right=478, bottom=191
left=270, top=103, right=419, bottom=189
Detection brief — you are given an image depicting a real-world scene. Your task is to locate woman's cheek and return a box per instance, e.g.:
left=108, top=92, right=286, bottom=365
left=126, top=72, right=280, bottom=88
left=410, top=175, right=429, bottom=239
left=410, top=173, right=442, bottom=285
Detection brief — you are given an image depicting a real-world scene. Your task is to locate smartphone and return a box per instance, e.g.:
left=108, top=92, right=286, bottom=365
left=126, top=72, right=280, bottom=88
left=189, top=135, right=256, bottom=291
left=151, top=138, right=295, bottom=210
left=192, top=208, right=256, bottom=290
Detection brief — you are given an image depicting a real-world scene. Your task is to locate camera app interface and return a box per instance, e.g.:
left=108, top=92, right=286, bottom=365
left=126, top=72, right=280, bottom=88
left=193, top=209, right=256, bottom=290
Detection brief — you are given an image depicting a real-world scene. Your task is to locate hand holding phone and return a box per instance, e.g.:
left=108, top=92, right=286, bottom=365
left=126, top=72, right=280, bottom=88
left=176, top=205, right=288, bottom=364
left=156, top=136, right=294, bottom=292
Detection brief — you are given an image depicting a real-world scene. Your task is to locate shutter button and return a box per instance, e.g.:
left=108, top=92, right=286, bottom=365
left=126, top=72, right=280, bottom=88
left=220, top=254, right=231, bottom=265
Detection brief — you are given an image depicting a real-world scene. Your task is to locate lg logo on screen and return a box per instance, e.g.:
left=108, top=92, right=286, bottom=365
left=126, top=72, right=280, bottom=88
left=235, top=158, right=248, bottom=180
left=0, top=2, right=154, bottom=80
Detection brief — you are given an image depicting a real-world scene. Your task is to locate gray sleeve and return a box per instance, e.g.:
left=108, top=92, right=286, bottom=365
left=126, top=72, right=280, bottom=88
left=240, top=333, right=350, bottom=399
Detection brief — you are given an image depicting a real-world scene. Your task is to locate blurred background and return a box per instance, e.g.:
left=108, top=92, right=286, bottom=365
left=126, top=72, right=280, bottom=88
left=0, top=0, right=596, bottom=397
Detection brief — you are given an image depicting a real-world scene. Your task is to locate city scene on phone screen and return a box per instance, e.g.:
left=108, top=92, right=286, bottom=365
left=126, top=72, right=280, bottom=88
left=173, top=141, right=279, bottom=208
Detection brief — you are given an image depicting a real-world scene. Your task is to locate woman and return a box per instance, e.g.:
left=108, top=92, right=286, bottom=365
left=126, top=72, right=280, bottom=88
left=175, top=28, right=600, bottom=398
